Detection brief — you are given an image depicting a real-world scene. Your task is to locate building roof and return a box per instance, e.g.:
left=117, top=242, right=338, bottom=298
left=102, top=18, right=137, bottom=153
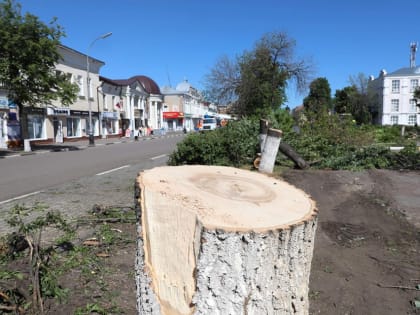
left=100, top=75, right=161, bottom=94
left=58, top=44, right=105, bottom=65
left=176, top=79, right=191, bottom=92
left=386, top=66, right=420, bottom=77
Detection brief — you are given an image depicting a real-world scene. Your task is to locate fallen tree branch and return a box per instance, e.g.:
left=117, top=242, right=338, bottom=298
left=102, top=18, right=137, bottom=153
left=278, top=142, right=309, bottom=169
left=74, top=217, right=136, bottom=224
left=377, top=283, right=419, bottom=291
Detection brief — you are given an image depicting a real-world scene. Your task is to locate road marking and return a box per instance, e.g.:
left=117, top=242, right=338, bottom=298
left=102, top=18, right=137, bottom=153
left=96, top=165, right=130, bottom=176
left=0, top=191, right=42, bottom=205
left=150, top=154, right=167, bottom=160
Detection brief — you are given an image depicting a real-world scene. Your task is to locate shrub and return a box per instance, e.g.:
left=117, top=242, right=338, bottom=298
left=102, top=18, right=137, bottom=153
left=168, top=117, right=259, bottom=167
left=169, top=109, right=419, bottom=171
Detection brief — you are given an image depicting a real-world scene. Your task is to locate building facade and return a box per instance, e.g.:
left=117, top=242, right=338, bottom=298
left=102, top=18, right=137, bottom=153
left=0, top=45, right=108, bottom=145
left=369, top=43, right=420, bottom=126
left=46, top=45, right=106, bottom=142
left=99, top=76, right=163, bottom=136
left=161, top=80, right=215, bottom=131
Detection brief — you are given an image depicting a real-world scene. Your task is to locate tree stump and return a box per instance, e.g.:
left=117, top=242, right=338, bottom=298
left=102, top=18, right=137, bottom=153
left=258, top=128, right=283, bottom=174
left=135, top=165, right=318, bottom=315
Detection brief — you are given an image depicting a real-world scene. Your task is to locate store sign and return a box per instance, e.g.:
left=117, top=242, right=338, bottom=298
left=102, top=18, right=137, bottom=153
left=163, top=112, right=184, bottom=119
left=47, top=107, right=70, bottom=116
left=70, top=110, right=99, bottom=117
left=102, top=111, right=118, bottom=119
left=25, top=107, right=46, bottom=115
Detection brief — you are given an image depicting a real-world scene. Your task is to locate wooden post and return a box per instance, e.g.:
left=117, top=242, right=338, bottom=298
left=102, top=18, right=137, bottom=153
left=135, top=165, right=318, bottom=315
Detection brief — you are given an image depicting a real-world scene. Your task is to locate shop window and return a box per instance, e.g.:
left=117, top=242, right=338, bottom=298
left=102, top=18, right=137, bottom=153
left=67, top=117, right=80, bottom=137
left=27, top=114, right=45, bottom=139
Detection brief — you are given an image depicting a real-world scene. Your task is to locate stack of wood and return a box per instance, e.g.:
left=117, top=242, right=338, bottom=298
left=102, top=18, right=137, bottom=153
left=135, top=165, right=318, bottom=315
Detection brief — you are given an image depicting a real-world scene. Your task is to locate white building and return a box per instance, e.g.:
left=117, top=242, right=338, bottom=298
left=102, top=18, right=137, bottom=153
left=48, top=45, right=107, bottom=142
left=99, top=76, right=163, bottom=136
left=0, top=45, right=108, bottom=144
left=161, top=80, right=212, bottom=131
left=368, top=44, right=420, bottom=126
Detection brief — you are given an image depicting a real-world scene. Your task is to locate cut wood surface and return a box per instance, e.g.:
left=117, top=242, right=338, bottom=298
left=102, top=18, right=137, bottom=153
left=135, top=165, right=318, bottom=315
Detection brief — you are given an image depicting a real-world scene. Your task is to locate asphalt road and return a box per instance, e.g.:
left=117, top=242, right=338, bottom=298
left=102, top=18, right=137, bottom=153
left=0, top=135, right=184, bottom=203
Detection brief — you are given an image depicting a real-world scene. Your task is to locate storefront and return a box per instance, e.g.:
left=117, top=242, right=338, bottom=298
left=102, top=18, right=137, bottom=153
left=0, top=96, right=10, bottom=148
left=101, top=111, right=119, bottom=137
left=25, top=107, right=47, bottom=140
left=163, top=111, right=184, bottom=131
left=47, top=107, right=70, bottom=143
left=69, top=110, right=99, bottom=139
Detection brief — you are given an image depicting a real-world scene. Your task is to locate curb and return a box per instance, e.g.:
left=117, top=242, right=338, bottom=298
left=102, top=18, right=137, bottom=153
left=0, top=133, right=185, bottom=158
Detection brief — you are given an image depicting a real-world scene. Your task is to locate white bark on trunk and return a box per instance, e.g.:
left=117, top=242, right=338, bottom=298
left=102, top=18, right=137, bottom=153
left=258, top=128, right=283, bottom=174
left=135, top=165, right=317, bottom=315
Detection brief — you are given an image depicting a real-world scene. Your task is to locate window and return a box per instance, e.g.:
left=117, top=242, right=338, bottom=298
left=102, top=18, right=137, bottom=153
left=408, top=115, right=417, bottom=125
left=391, top=99, right=399, bottom=112
left=27, top=114, right=45, bottom=139
left=391, top=80, right=400, bottom=93
left=87, top=77, right=93, bottom=99
left=103, top=94, right=108, bottom=111
left=410, top=79, right=419, bottom=92
left=76, top=75, right=84, bottom=97
left=390, top=116, right=399, bottom=125
left=86, top=118, right=97, bottom=136
left=67, top=117, right=80, bottom=137
left=410, top=99, right=417, bottom=112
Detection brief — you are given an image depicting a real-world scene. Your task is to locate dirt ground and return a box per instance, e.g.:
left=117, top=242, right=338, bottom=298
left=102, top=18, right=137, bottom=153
left=282, top=169, right=420, bottom=315
left=1, top=169, right=419, bottom=314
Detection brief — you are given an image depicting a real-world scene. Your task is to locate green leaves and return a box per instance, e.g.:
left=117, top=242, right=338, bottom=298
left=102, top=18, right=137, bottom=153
left=168, top=118, right=259, bottom=167
left=0, top=0, right=76, bottom=107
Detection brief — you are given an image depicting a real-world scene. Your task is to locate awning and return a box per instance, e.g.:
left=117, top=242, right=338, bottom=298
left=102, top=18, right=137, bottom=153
left=163, top=112, right=184, bottom=119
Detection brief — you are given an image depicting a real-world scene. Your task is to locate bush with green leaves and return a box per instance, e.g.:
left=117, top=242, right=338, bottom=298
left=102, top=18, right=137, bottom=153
left=169, top=108, right=419, bottom=171
left=168, top=117, right=260, bottom=167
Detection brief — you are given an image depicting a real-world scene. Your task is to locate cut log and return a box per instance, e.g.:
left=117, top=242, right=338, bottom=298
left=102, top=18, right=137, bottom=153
left=135, top=165, right=318, bottom=315
left=279, top=142, right=309, bottom=169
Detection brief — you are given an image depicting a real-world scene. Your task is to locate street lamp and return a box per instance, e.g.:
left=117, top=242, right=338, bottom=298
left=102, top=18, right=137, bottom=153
left=87, top=32, right=112, bottom=146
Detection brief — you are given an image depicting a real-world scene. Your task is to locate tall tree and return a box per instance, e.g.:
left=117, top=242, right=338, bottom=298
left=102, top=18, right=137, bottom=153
left=334, top=85, right=372, bottom=124
left=203, top=55, right=240, bottom=106
left=414, top=87, right=420, bottom=107
left=303, top=77, right=332, bottom=114
left=348, top=72, right=369, bottom=94
left=204, top=31, right=313, bottom=117
left=0, top=0, right=78, bottom=135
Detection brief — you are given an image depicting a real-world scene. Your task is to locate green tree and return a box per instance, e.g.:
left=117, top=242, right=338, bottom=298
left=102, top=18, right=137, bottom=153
left=205, top=31, right=313, bottom=117
left=334, top=85, right=357, bottom=114
left=303, top=77, right=332, bottom=114
left=0, top=0, right=78, bottom=136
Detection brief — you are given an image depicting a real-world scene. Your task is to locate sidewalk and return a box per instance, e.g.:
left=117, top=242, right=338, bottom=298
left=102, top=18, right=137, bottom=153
left=0, top=131, right=184, bottom=158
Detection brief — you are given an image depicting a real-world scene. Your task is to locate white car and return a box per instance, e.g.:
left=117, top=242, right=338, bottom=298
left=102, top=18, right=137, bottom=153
left=202, top=118, right=217, bottom=131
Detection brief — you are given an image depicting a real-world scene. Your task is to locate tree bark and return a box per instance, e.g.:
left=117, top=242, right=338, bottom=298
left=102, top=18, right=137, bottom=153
left=258, top=128, right=283, bottom=174
left=259, top=119, right=269, bottom=152
left=279, top=142, right=309, bottom=169
left=135, top=165, right=318, bottom=315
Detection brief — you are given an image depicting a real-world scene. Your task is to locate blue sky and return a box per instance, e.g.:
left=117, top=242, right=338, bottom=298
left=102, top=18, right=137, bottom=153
left=17, top=0, right=420, bottom=108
